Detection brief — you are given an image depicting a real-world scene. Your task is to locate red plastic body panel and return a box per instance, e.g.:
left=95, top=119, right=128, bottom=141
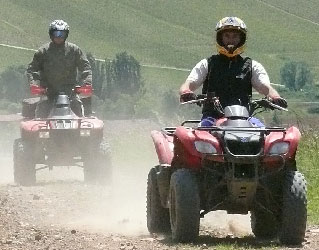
left=21, top=120, right=47, bottom=133
left=173, top=126, right=223, bottom=169
left=151, top=124, right=300, bottom=170
left=193, top=129, right=224, bottom=162
left=79, top=118, right=104, bottom=129
left=151, top=130, right=174, bottom=165
left=30, top=85, right=46, bottom=96
left=75, top=84, right=93, bottom=97
left=263, top=126, right=300, bottom=163
left=20, top=117, right=104, bottom=135
left=174, top=127, right=200, bottom=169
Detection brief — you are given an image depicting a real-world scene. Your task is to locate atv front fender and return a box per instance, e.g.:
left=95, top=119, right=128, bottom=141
left=151, top=130, right=174, bottom=165
left=264, top=126, right=301, bottom=159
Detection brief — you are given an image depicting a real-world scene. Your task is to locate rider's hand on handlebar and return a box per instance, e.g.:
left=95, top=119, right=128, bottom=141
left=180, top=92, right=196, bottom=103
left=272, top=97, right=288, bottom=108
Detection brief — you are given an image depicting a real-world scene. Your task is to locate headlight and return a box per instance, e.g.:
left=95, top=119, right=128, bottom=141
left=39, top=131, right=50, bottom=138
left=194, top=141, right=217, bottom=154
left=80, top=129, right=91, bottom=137
left=269, top=142, right=289, bottom=155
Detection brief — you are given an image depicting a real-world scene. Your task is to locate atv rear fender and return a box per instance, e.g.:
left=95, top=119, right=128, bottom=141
left=151, top=130, right=174, bottom=165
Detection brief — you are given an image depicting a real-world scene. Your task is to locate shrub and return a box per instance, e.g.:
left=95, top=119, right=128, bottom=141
left=0, top=65, right=28, bottom=102
left=280, top=61, right=313, bottom=91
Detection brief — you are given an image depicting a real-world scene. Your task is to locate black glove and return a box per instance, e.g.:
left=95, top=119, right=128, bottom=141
left=272, top=97, right=288, bottom=108
left=180, top=92, right=196, bottom=102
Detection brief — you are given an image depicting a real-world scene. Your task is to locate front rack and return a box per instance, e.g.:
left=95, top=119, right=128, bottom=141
left=197, top=126, right=286, bottom=135
left=181, top=120, right=201, bottom=126
left=30, top=117, right=96, bottom=131
left=161, top=119, right=286, bottom=136
left=161, top=120, right=202, bottom=135
left=161, top=127, right=177, bottom=135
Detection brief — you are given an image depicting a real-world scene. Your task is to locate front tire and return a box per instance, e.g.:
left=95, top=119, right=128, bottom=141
left=169, top=169, right=200, bottom=242
left=13, top=138, right=36, bottom=186
left=146, top=167, right=170, bottom=233
left=251, top=208, right=278, bottom=239
left=278, top=170, right=307, bottom=245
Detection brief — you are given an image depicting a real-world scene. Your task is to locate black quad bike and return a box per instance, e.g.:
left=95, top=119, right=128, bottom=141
left=13, top=84, right=112, bottom=186
left=147, top=94, right=307, bottom=245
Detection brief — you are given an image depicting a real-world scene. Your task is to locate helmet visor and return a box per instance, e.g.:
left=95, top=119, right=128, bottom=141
left=52, top=30, right=67, bottom=38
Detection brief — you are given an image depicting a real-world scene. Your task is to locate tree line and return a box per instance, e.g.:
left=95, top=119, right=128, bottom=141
left=0, top=55, right=317, bottom=118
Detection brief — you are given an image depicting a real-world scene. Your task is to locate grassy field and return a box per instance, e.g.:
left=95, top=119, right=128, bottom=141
left=297, top=130, right=319, bottom=224
left=1, top=0, right=319, bottom=85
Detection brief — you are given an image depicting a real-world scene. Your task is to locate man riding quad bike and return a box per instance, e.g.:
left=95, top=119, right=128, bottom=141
left=147, top=16, right=306, bottom=244
left=13, top=19, right=112, bottom=185
left=26, top=19, right=93, bottom=118
left=14, top=84, right=112, bottom=186
left=147, top=94, right=307, bottom=245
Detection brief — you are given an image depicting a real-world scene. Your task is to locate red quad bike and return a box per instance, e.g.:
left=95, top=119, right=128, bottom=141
left=147, top=94, right=307, bottom=245
left=13, top=84, right=112, bottom=186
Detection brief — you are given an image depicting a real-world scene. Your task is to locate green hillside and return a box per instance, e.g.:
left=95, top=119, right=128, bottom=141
left=1, top=0, right=319, bottom=86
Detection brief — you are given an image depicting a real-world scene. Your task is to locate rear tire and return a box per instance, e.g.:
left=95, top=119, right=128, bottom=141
left=146, top=167, right=170, bottom=233
left=84, top=138, right=112, bottom=185
left=169, top=169, right=200, bottom=242
left=278, top=170, right=307, bottom=245
left=13, top=138, right=36, bottom=186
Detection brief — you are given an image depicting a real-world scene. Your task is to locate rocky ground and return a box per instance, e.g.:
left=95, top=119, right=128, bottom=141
left=0, top=119, right=318, bottom=249
left=1, top=161, right=318, bottom=250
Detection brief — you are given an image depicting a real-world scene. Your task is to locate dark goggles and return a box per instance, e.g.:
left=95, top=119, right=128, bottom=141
left=52, top=30, right=67, bottom=38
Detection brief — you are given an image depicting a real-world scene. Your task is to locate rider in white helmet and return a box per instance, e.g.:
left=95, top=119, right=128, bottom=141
left=179, top=17, right=287, bottom=126
left=26, top=19, right=92, bottom=117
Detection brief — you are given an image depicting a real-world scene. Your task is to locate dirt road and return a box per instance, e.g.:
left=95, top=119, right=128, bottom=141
left=0, top=120, right=318, bottom=249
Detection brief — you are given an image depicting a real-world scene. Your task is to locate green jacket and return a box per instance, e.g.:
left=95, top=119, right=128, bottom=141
left=26, top=41, right=92, bottom=94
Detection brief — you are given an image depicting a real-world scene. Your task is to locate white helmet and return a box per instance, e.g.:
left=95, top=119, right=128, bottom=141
left=49, top=19, right=70, bottom=40
left=215, top=17, right=247, bottom=57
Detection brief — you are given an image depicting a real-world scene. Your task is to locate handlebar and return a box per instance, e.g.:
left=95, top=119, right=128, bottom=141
left=180, top=93, right=219, bottom=105
left=180, top=93, right=288, bottom=114
left=251, top=98, right=288, bottom=112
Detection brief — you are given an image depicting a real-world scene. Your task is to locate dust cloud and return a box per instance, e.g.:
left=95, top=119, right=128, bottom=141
left=201, top=212, right=252, bottom=237
left=0, top=155, right=14, bottom=184
left=80, top=185, right=146, bottom=235
left=0, top=119, right=152, bottom=236
left=34, top=125, right=152, bottom=236
left=0, top=119, right=251, bottom=238
left=0, top=122, right=19, bottom=184
left=54, top=165, right=150, bottom=236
